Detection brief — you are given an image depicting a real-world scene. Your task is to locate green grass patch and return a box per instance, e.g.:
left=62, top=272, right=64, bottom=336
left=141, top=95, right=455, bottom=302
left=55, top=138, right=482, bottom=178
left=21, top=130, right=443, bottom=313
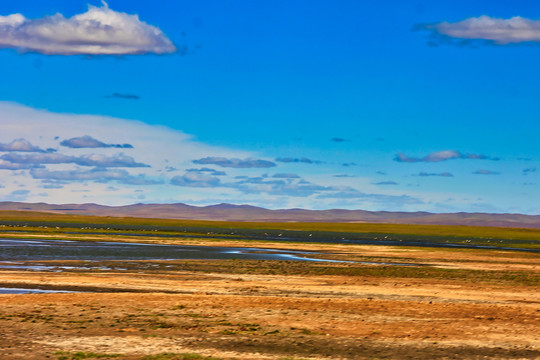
left=54, top=351, right=121, bottom=359
left=142, top=353, right=222, bottom=360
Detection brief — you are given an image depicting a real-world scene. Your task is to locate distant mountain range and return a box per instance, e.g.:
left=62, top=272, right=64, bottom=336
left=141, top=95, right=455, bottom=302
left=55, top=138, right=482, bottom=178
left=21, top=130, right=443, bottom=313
left=0, top=201, right=539, bottom=229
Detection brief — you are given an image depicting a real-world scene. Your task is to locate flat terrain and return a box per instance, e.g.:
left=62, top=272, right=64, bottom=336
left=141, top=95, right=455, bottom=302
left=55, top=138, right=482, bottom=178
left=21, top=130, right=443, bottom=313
left=0, top=216, right=539, bottom=359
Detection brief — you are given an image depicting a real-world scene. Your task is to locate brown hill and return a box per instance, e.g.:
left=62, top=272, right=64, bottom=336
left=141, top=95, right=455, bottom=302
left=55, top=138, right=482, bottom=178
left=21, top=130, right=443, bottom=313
left=0, top=201, right=539, bottom=228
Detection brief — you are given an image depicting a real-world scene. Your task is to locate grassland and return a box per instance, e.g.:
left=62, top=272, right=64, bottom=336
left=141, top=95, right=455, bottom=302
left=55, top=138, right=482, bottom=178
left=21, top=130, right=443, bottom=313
left=1, top=210, right=540, bottom=249
left=0, top=211, right=539, bottom=359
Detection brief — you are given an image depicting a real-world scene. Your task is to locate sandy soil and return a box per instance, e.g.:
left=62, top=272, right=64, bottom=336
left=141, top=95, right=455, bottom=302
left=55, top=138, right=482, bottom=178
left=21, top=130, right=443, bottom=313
left=0, top=240, right=538, bottom=360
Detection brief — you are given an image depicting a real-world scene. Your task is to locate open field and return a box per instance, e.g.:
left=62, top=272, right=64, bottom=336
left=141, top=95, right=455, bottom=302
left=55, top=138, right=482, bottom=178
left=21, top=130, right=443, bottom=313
left=1, top=210, right=540, bottom=248
left=0, top=213, right=539, bottom=359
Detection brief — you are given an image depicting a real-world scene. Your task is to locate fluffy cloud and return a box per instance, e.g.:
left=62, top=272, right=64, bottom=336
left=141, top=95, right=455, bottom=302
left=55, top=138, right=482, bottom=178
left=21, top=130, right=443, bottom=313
left=0, top=101, right=252, bottom=204
left=2, top=152, right=74, bottom=165
left=0, top=159, right=40, bottom=170
left=30, top=167, right=161, bottom=185
left=1, top=152, right=148, bottom=168
left=0, top=2, right=176, bottom=55
left=61, top=135, right=133, bottom=149
left=0, top=102, right=441, bottom=211
left=193, top=157, right=276, bottom=168
left=171, top=172, right=336, bottom=197
left=186, top=168, right=227, bottom=176
left=76, top=154, right=148, bottom=167
left=0, top=138, right=45, bottom=152
left=416, top=16, right=540, bottom=46
left=394, top=150, right=497, bottom=163
left=232, top=178, right=332, bottom=197
left=171, top=172, right=222, bottom=188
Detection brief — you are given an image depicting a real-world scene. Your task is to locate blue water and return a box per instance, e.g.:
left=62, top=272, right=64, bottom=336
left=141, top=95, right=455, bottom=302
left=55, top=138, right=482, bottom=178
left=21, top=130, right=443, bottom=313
left=0, top=238, right=334, bottom=262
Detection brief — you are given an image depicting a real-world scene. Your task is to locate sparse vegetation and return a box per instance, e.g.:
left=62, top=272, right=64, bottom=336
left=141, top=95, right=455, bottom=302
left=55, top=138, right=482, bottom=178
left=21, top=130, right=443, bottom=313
left=1, top=210, right=540, bottom=248
left=54, top=351, right=121, bottom=360
left=1, top=212, right=539, bottom=360
left=142, top=353, right=222, bottom=360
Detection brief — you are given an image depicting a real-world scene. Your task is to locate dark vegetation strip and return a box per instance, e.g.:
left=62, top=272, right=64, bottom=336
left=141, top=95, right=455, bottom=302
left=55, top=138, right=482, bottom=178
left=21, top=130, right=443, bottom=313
left=171, top=260, right=540, bottom=286
left=1, top=210, right=540, bottom=241
left=2, top=226, right=539, bottom=251
left=34, top=259, right=536, bottom=287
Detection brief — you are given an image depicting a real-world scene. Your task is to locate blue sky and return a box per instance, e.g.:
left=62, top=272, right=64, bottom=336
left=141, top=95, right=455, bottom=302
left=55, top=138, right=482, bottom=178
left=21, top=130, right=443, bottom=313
left=0, top=0, right=538, bottom=214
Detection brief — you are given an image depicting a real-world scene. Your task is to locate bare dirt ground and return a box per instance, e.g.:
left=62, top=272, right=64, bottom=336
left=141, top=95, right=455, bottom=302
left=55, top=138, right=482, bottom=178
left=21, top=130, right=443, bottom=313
left=0, top=239, right=539, bottom=360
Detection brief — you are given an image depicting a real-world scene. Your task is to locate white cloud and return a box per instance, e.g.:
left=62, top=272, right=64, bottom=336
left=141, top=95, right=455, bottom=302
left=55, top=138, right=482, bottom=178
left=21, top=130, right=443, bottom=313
left=171, top=172, right=222, bottom=188
left=0, top=152, right=148, bottom=167
left=0, top=102, right=462, bottom=212
left=420, top=16, right=540, bottom=45
left=0, top=101, right=245, bottom=166
left=0, top=101, right=251, bottom=204
left=272, top=173, right=301, bottom=179
left=0, top=159, right=39, bottom=170
left=60, top=135, right=133, bottom=149
left=30, top=167, right=161, bottom=185
left=193, top=157, right=276, bottom=168
left=0, top=2, right=176, bottom=55
left=472, top=169, right=500, bottom=175
left=394, top=150, right=496, bottom=163
left=0, top=138, right=45, bottom=152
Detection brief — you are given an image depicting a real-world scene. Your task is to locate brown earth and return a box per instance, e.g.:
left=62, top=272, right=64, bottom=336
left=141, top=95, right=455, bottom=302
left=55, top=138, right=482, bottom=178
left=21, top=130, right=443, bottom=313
left=2, top=201, right=540, bottom=228
left=0, top=239, right=539, bottom=360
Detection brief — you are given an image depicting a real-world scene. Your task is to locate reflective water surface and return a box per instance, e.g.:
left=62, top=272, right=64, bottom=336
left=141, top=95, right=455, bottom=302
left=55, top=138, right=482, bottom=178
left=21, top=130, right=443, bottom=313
left=0, top=238, right=332, bottom=262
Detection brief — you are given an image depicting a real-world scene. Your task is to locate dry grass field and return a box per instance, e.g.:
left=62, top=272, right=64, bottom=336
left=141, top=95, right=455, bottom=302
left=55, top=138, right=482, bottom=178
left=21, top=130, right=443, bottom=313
left=0, top=214, right=539, bottom=359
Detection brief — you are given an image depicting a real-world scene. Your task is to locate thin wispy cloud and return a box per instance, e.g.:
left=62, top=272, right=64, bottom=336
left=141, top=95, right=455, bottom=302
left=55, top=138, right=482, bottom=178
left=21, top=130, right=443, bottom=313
left=0, top=1, right=176, bottom=55
left=415, top=172, right=454, bottom=177
left=523, top=167, right=536, bottom=175
left=472, top=169, right=500, bottom=175
left=275, top=157, right=323, bottom=164
left=105, top=93, right=140, bottom=100
left=395, top=150, right=497, bottom=163
left=373, top=181, right=398, bottom=186
left=415, top=16, right=540, bottom=46
left=61, top=135, right=133, bottom=149
left=272, top=173, right=301, bottom=179
left=318, top=191, right=422, bottom=205
left=193, top=157, right=276, bottom=168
